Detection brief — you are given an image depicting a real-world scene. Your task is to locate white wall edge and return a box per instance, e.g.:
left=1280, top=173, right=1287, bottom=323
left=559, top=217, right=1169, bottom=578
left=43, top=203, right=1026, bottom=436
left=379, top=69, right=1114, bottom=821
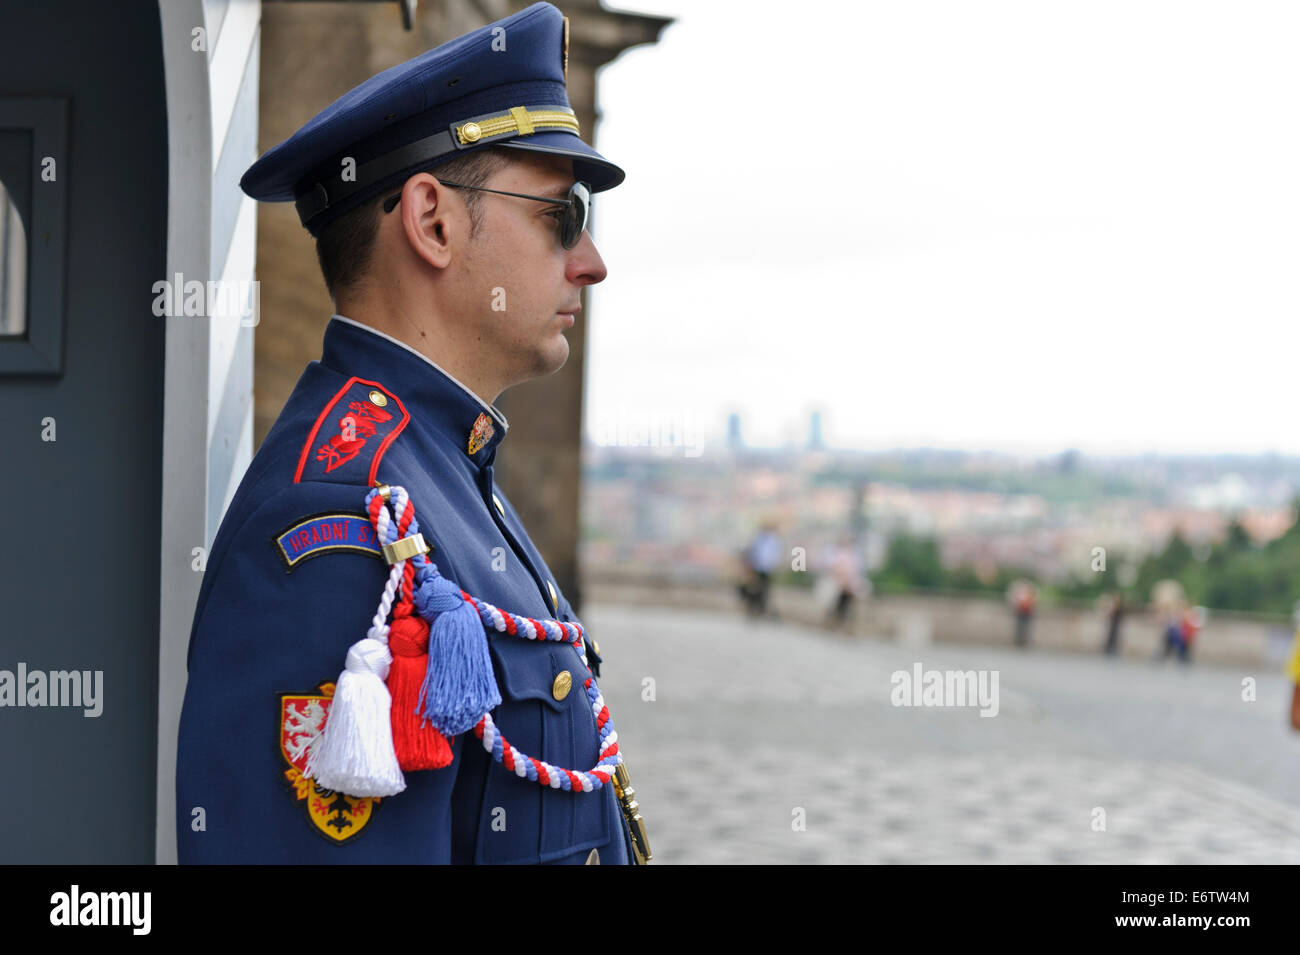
left=209, top=0, right=262, bottom=166
left=156, top=0, right=222, bottom=866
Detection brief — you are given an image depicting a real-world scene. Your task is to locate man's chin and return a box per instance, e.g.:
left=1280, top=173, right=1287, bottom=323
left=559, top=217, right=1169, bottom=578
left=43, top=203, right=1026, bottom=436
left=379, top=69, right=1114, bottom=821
left=534, top=338, right=570, bottom=378
left=549, top=339, right=571, bottom=373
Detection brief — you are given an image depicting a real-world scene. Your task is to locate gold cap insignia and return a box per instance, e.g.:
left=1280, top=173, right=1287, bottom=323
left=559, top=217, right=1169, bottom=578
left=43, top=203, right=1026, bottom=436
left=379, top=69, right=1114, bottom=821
left=468, top=412, right=495, bottom=456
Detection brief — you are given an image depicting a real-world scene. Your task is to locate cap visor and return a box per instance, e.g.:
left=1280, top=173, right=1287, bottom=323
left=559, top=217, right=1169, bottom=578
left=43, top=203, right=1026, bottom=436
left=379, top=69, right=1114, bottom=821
left=495, top=131, right=624, bottom=192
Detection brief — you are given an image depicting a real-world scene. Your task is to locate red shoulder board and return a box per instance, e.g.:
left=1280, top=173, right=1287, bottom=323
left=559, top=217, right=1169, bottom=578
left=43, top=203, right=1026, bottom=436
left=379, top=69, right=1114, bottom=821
left=294, top=377, right=409, bottom=485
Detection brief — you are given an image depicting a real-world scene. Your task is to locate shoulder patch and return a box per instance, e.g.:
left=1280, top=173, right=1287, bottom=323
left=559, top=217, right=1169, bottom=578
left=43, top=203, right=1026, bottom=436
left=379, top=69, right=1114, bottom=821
left=294, top=377, right=409, bottom=485
left=280, top=683, right=380, bottom=844
left=272, top=511, right=385, bottom=572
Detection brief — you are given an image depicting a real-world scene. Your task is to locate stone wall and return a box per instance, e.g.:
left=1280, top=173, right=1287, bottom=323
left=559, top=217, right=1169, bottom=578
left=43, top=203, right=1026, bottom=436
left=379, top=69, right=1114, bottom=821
left=584, top=573, right=1298, bottom=669
left=253, top=0, right=509, bottom=447
left=252, top=2, right=670, bottom=612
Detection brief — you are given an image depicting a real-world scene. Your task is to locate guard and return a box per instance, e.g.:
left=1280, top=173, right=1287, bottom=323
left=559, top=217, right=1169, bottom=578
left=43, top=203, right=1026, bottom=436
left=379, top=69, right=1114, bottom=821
left=175, top=1, right=649, bottom=864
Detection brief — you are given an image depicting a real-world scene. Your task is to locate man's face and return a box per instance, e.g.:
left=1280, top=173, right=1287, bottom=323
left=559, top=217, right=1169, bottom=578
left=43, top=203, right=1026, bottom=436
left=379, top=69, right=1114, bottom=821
left=450, top=152, right=607, bottom=387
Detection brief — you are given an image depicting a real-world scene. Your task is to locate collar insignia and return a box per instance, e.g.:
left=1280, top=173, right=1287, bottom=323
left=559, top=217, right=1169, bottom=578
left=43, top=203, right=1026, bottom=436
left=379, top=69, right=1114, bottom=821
left=468, top=411, right=495, bottom=456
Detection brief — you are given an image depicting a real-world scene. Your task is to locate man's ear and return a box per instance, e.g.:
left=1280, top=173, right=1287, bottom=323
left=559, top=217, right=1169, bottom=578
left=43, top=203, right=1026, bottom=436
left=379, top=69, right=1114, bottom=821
left=398, top=173, right=458, bottom=270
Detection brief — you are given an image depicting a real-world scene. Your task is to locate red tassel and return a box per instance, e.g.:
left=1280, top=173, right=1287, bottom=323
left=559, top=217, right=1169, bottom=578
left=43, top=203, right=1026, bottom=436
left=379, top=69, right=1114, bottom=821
left=387, top=613, right=453, bottom=769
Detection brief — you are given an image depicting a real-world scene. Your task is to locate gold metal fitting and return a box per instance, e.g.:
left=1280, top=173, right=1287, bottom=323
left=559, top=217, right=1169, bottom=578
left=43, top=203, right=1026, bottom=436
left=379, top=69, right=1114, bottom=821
left=460, top=121, right=482, bottom=143
left=374, top=483, right=392, bottom=502
left=562, top=16, right=569, bottom=82
left=612, top=763, right=653, bottom=864
left=552, top=670, right=572, bottom=701
left=382, top=532, right=428, bottom=565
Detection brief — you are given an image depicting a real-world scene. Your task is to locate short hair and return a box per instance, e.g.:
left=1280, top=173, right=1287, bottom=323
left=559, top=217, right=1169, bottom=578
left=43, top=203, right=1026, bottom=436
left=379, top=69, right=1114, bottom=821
left=314, top=146, right=511, bottom=300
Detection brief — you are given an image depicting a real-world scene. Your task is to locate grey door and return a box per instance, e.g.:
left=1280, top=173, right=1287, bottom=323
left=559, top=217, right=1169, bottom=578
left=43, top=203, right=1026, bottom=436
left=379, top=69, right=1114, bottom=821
left=0, top=0, right=167, bottom=863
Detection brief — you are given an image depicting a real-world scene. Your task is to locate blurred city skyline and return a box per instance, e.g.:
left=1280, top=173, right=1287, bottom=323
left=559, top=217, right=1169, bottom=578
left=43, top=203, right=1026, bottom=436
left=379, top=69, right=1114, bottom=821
left=580, top=437, right=1300, bottom=619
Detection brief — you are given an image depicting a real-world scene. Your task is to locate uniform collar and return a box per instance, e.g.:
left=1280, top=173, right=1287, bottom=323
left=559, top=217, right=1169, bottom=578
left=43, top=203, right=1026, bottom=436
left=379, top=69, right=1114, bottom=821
left=322, top=314, right=509, bottom=466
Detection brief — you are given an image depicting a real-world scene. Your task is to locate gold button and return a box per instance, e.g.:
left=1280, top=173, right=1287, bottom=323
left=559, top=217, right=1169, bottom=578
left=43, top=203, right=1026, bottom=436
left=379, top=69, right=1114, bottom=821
left=492, top=494, right=505, bottom=518
left=552, top=670, right=572, bottom=701
left=547, top=580, right=558, bottom=608
left=461, top=121, right=482, bottom=143
left=591, top=638, right=600, bottom=657
left=367, top=390, right=388, bottom=407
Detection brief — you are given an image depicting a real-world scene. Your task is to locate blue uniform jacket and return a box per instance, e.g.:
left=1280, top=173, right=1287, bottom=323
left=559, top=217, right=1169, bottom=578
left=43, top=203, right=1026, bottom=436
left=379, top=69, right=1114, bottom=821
left=176, top=314, right=632, bottom=864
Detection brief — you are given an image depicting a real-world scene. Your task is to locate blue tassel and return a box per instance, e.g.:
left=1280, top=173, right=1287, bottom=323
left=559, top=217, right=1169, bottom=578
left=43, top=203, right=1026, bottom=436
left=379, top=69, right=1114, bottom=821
left=414, top=567, right=501, bottom=736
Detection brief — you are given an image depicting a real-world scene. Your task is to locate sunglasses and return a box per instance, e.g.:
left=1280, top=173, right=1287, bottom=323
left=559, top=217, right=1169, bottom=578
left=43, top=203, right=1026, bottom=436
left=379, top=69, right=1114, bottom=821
left=382, top=179, right=592, bottom=250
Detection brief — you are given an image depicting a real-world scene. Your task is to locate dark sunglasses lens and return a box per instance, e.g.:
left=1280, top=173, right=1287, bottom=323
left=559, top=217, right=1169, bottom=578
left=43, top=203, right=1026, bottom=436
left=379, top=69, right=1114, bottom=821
left=563, top=182, right=591, bottom=249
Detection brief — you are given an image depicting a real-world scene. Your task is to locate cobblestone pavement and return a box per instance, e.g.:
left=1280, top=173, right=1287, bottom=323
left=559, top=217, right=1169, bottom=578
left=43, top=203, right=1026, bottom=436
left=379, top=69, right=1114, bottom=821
left=587, top=603, right=1300, bottom=864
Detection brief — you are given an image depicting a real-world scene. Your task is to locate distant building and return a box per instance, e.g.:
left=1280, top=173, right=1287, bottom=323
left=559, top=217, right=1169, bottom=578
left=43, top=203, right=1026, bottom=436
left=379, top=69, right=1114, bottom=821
left=809, top=410, right=825, bottom=451
left=727, top=412, right=745, bottom=451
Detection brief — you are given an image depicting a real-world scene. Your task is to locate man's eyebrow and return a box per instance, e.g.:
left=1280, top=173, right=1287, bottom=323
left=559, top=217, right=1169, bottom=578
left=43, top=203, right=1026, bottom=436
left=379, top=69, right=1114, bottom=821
left=536, top=184, right=574, bottom=200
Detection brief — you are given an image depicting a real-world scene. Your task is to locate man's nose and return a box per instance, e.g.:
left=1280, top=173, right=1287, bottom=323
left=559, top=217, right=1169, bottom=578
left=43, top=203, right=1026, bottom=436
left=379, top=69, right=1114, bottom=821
left=567, top=230, right=607, bottom=286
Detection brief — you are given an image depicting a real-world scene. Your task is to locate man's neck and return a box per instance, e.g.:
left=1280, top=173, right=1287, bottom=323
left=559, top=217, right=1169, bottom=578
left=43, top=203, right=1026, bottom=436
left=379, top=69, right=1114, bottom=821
left=336, top=301, right=506, bottom=407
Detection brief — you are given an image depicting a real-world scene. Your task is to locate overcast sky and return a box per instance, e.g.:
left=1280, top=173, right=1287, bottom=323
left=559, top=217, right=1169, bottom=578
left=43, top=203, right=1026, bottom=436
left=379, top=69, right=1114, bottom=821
left=582, top=0, right=1300, bottom=457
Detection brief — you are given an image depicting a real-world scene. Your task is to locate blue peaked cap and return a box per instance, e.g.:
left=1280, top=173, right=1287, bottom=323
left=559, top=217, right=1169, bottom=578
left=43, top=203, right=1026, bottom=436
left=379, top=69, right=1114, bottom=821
left=240, top=2, right=624, bottom=237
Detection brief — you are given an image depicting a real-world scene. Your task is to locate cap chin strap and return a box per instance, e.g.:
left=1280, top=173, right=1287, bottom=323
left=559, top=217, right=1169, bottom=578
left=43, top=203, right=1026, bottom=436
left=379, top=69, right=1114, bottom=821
left=294, top=104, right=580, bottom=229
left=454, top=106, right=578, bottom=145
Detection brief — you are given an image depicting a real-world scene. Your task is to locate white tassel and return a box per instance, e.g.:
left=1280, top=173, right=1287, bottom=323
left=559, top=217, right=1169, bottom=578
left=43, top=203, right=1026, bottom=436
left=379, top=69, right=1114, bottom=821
left=305, top=637, right=406, bottom=797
